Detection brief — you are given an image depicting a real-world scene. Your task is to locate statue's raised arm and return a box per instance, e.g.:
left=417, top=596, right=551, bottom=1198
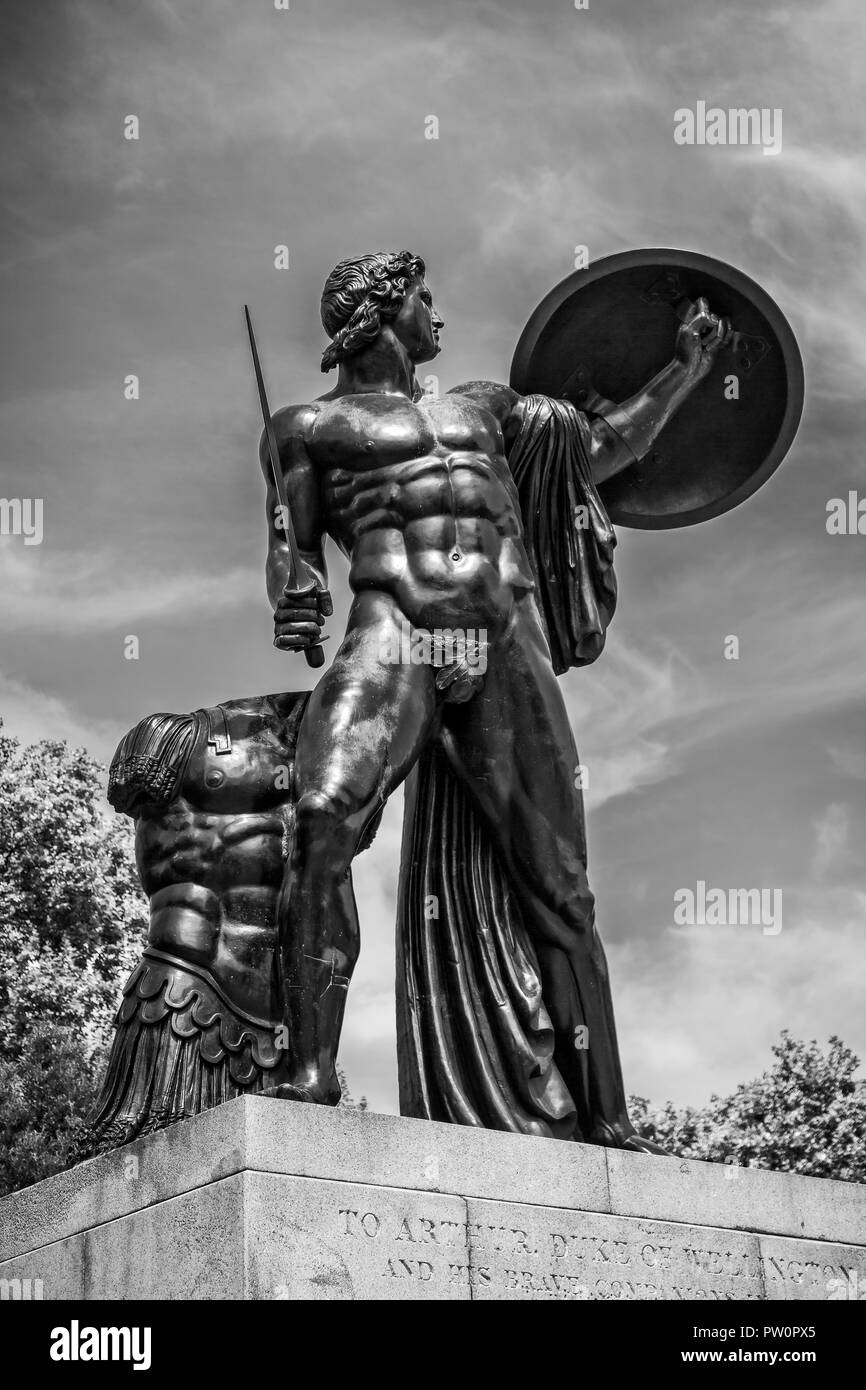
left=448, top=296, right=730, bottom=672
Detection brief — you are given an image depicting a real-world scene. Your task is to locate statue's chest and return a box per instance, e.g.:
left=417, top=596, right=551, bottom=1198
left=310, top=395, right=499, bottom=474
left=183, top=715, right=295, bottom=813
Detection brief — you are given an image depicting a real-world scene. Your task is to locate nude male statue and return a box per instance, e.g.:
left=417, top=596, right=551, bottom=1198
left=261, top=250, right=728, bottom=1150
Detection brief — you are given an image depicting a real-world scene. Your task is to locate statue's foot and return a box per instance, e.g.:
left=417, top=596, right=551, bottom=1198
left=590, top=1121, right=674, bottom=1157
left=620, top=1133, right=673, bottom=1157
left=260, top=1083, right=319, bottom=1103
left=260, top=1073, right=341, bottom=1107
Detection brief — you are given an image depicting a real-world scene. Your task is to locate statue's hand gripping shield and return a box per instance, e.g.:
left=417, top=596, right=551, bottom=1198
left=510, top=248, right=805, bottom=529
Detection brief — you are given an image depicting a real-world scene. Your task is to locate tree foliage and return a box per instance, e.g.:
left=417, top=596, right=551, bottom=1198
left=630, top=1031, right=866, bottom=1183
left=336, top=1062, right=368, bottom=1111
left=0, top=723, right=147, bottom=1195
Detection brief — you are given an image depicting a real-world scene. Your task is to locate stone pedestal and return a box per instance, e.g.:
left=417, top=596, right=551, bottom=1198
left=2, top=1098, right=864, bottom=1300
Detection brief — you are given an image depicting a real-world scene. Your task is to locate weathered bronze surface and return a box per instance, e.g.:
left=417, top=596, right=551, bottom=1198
left=90, top=248, right=801, bottom=1154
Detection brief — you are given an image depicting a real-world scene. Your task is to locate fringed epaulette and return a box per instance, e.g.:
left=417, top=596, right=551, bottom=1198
left=108, top=711, right=198, bottom=815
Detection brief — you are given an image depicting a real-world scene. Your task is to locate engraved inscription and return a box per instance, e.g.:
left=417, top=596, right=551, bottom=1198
left=325, top=1196, right=866, bottom=1301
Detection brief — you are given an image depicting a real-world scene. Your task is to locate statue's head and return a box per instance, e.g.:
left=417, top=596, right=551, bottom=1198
left=320, top=250, right=443, bottom=372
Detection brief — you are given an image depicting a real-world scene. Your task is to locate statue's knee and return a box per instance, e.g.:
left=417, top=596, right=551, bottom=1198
left=295, top=788, right=345, bottom=840
left=294, top=788, right=355, bottom=870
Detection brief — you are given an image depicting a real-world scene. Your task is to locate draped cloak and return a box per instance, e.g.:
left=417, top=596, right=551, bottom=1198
left=395, top=394, right=618, bottom=1140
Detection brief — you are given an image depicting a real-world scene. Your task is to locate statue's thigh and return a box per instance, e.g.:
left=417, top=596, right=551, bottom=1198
left=294, top=590, right=438, bottom=812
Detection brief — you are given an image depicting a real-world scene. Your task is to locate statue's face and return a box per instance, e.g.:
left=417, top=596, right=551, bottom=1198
left=391, top=276, right=444, bottom=363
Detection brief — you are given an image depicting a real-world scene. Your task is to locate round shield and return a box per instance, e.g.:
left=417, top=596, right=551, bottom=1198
left=510, top=248, right=804, bottom=529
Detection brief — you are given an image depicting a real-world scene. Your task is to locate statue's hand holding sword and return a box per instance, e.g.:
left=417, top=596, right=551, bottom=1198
left=245, top=306, right=332, bottom=669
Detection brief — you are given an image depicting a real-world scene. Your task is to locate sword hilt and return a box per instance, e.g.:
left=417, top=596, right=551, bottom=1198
left=275, top=577, right=331, bottom=669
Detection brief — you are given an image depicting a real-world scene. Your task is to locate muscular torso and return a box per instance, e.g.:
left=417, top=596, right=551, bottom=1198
left=136, top=695, right=301, bottom=1017
left=308, top=390, right=534, bottom=630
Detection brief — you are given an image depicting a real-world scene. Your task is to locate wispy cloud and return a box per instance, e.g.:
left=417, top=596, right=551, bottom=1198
left=0, top=547, right=259, bottom=634
left=811, top=803, right=850, bottom=879
left=613, top=893, right=866, bottom=1107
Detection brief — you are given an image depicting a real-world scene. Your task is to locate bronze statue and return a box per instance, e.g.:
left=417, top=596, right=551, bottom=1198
left=255, top=246, right=792, bottom=1151
left=88, top=247, right=802, bottom=1155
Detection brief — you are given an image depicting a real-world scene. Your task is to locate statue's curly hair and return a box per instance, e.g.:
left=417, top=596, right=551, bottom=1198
left=320, top=250, right=426, bottom=372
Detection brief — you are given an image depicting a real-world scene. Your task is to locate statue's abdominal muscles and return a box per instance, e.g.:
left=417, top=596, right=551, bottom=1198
left=311, top=394, right=535, bottom=630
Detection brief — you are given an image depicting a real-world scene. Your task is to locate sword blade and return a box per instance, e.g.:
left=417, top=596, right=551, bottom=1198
left=245, top=305, right=303, bottom=582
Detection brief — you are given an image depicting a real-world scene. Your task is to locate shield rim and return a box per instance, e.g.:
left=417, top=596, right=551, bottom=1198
left=509, top=247, right=805, bottom=530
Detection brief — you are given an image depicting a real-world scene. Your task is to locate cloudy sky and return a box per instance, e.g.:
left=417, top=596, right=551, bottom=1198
left=1, top=0, right=864, bottom=1114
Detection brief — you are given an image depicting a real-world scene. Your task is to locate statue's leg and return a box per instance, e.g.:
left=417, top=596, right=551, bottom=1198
left=271, top=591, right=437, bottom=1105
left=440, top=597, right=655, bottom=1149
